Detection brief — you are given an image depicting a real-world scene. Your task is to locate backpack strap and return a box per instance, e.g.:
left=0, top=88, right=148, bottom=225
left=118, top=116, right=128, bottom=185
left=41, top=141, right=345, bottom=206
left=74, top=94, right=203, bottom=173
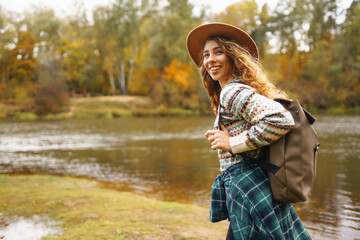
left=247, top=154, right=280, bottom=175
left=304, top=108, right=316, bottom=124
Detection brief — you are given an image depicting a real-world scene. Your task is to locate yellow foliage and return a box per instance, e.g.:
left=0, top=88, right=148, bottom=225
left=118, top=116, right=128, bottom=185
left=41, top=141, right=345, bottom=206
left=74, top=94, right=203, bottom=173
left=162, top=59, right=195, bottom=92
left=14, top=82, right=37, bottom=105
left=128, top=67, right=160, bottom=95
left=270, top=54, right=302, bottom=82
left=276, top=54, right=291, bottom=77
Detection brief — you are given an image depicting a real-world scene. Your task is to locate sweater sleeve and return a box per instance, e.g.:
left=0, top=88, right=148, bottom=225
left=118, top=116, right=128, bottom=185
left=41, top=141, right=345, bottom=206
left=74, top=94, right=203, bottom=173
left=220, top=83, right=295, bottom=154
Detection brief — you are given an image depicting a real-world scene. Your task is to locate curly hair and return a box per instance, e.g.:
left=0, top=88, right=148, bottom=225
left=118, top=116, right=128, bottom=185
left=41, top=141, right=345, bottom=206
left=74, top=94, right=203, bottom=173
left=199, top=36, right=287, bottom=114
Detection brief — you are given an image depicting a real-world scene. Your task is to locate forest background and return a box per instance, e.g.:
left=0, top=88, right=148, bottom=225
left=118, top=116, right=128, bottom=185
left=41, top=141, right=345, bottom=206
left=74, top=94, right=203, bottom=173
left=0, top=0, right=359, bottom=119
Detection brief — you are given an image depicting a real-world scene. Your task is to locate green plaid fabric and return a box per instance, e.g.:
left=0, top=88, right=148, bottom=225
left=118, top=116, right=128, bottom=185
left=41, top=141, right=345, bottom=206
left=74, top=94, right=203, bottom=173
left=210, top=161, right=311, bottom=240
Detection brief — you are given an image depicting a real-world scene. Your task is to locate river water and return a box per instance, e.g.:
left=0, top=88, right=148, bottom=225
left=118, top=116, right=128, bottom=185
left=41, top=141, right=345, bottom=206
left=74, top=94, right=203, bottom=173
left=0, top=115, right=359, bottom=239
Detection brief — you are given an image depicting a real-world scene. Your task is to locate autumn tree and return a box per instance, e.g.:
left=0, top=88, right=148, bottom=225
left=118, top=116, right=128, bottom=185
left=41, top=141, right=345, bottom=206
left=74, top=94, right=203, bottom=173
left=24, top=8, right=69, bottom=112
left=1, top=0, right=359, bottom=114
left=339, top=0, right=360, bottom=107
left=92, top=6, right=118, bottom=95
left=105, top=0, right=143, bottom=95
left=0, top=7, right=17, bottom=101
left=343, top=0, right=360, bottom=58
left=7, top=30, right=38, bottom=105
left=60, top=4, right=105, bottom=95
left=144, top=0, right=204, bottom=109
left=305, top=0, right=338, bottom=49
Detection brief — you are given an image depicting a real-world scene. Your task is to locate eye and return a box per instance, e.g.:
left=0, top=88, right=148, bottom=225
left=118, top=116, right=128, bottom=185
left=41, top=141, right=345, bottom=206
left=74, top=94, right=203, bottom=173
left=203, top=53, right=210, bottom=58
left=216, top=50, right=223, bottom=55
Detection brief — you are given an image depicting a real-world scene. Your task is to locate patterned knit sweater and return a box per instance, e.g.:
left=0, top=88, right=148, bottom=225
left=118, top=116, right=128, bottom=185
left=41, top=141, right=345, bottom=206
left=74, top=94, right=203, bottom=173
left=215, top=80, right=295, bottom=172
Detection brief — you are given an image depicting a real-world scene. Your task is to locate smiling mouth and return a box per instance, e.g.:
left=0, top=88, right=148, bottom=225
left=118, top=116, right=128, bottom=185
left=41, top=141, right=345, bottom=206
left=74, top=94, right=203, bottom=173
left=209, top=66, right=221, bottom=72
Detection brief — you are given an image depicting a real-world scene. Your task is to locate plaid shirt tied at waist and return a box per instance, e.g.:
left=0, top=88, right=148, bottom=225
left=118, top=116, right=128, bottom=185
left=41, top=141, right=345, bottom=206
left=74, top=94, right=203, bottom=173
left=210, top=160, right=312, bottom=240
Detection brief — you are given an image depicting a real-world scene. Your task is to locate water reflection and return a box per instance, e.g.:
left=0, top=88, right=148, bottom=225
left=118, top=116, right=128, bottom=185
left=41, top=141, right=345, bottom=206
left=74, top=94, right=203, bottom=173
left=0, top=215, right=61, bottom=240
left=296, top=115, right=360, bottom=239
left=0, top=115, right=360, bottom=239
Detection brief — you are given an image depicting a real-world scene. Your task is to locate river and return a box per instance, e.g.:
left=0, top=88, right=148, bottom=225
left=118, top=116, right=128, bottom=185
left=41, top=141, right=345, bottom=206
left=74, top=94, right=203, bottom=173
left=0, top=115, right=359, bottom=239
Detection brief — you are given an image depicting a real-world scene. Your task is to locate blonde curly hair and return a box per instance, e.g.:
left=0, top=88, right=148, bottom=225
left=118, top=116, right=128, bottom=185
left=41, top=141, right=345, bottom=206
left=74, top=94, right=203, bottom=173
left=199, top=36, right=287, bottom=114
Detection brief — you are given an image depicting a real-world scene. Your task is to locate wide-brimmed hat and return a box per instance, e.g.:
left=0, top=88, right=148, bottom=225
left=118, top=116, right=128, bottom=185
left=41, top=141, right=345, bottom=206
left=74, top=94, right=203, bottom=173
left=186, top=22, right=259, bottom=66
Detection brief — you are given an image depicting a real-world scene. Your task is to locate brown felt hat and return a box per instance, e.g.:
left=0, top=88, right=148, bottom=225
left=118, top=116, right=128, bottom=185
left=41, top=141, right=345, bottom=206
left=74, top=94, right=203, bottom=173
left=186, top=22, right=259, bottom=66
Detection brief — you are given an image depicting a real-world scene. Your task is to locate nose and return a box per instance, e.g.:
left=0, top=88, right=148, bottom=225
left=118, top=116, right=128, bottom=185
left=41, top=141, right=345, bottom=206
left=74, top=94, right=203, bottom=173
left=208, top=53, right=216, bottom=62
left=205, top=53, right=216, bottom=66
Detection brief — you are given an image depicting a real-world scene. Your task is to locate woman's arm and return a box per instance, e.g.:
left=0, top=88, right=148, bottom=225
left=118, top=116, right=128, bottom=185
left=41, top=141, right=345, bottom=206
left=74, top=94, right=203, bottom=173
left=223, top=84, right=294, bottom=154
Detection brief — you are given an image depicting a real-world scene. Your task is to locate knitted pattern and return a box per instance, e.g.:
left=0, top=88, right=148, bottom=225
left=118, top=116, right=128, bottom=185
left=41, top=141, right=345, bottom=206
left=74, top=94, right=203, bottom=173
left=215, top=80, right=295, bottom=172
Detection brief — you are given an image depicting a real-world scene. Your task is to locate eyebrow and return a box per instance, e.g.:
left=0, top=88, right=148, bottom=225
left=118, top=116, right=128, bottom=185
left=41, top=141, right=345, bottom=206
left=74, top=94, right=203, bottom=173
left=203, top=46, right=222, bottom=53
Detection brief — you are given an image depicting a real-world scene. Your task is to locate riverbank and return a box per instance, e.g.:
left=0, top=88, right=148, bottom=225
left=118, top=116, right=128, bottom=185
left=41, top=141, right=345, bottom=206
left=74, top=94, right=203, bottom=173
left=0, top=96, right=202, bottom=120
left=0, top=96, right=360, bottom=120
left=2, top=95, right=359, bottom=121
left=0, top=174, right=227, bottom=239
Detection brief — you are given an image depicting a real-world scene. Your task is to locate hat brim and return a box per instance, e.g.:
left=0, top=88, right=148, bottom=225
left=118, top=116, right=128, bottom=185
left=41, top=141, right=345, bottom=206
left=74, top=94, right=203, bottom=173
left=186, top=22, right=259, bottom=67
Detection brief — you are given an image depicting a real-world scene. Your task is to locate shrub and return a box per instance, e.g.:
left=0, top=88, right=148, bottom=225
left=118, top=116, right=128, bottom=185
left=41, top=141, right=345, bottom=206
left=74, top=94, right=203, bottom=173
left=33, top=82, right=69, bottom=115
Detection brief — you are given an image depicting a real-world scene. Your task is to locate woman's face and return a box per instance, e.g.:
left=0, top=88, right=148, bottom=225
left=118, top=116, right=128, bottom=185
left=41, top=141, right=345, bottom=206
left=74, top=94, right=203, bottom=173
left=203, top=39, right=233, bottom=87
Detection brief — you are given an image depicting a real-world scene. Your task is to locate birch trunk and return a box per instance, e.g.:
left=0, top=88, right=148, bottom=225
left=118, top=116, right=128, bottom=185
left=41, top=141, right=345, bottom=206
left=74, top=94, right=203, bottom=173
left=127, top=58, right=134, bottom=90
left=118, top=61, right=127, bottom=95
left=109, top=70, right=116, bottom=95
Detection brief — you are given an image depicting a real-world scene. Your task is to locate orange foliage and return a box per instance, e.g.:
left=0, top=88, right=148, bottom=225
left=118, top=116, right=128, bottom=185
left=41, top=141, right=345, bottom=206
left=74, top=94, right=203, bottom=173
left=162, top=59, right=195, bottom=92
left=148, top=67, right=161, bottom=86
left=9, top=31, right=38, bottom=83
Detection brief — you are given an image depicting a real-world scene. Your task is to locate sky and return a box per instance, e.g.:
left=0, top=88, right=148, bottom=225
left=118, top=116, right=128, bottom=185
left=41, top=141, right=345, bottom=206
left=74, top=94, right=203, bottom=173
left=0, top=0, right=353, bottom=52
left=0, top=0, right=283, bottom=16
left=0, top=0, right=353, bottom=23
left=0, top=0, right=353, bottom=20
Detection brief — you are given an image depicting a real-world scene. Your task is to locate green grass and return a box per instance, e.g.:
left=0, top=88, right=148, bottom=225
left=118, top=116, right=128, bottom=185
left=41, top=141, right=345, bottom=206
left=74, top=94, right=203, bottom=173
left=0, top=96, right=201, bottom=120
left=0, top=174, right=227, bottom=239
left=69, top=98, right=199, bottom=118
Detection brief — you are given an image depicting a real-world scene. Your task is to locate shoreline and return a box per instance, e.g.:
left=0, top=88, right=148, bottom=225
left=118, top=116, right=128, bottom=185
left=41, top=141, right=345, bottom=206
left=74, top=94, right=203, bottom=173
left=1, top=95, right=359, bottom=121
left=0, top=174, right=228, bottom=239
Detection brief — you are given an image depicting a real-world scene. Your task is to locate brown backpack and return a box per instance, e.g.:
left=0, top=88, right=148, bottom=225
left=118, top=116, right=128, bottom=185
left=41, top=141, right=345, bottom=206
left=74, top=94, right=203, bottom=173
left=265, top=99, right=319, bottom=203
left=218, top=94, right=319, bottom=203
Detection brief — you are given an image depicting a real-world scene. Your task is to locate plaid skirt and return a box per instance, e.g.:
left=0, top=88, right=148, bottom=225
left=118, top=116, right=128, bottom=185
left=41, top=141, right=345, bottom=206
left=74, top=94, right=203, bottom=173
left=210, top=160, right=311, bottom=240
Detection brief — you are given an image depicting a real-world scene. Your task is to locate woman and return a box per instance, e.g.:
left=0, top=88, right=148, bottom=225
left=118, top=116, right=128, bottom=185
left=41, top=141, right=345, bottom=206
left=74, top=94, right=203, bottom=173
left=186, top=23, right=311, bottom=239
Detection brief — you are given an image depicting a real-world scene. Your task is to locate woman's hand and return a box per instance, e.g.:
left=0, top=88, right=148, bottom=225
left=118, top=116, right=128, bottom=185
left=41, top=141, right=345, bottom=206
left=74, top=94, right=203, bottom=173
left=205, top=124, right=232, bottom=152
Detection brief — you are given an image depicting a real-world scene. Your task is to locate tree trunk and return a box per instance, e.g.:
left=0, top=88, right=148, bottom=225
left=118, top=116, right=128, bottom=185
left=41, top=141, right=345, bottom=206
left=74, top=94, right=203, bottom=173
left=120, top=61, right=127, bottom=94
left=118, top=61, right=127, bottom=95
left=127, top=57, right=135, bottom=92
left=109, top=70, right=116, bottom=95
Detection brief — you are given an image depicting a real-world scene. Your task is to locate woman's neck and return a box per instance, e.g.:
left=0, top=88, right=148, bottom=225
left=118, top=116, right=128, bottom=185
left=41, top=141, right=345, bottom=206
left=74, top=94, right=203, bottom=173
left=219, top=77, right=233, bottom=89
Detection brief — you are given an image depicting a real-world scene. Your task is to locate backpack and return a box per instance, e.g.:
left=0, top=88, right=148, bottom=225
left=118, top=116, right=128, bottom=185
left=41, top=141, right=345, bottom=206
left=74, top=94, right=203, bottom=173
left=218, top=87, right=319, bottom=203
left=264, top=98, right=319, bottom=203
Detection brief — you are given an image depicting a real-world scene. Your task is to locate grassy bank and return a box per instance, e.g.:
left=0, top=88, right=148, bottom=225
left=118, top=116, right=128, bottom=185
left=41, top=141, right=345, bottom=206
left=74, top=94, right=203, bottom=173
left=0, top=96, right=201, bottom=120
left=1, top=95, right=359, bottom=120
left=0, top=174, right=227, bottom=239
left=2, top=96, right=359, bottom=121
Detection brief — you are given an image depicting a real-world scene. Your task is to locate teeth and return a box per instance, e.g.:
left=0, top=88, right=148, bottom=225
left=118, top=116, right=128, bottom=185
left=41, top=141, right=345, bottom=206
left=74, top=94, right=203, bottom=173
left=210, top=66, right=220, bottom=71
